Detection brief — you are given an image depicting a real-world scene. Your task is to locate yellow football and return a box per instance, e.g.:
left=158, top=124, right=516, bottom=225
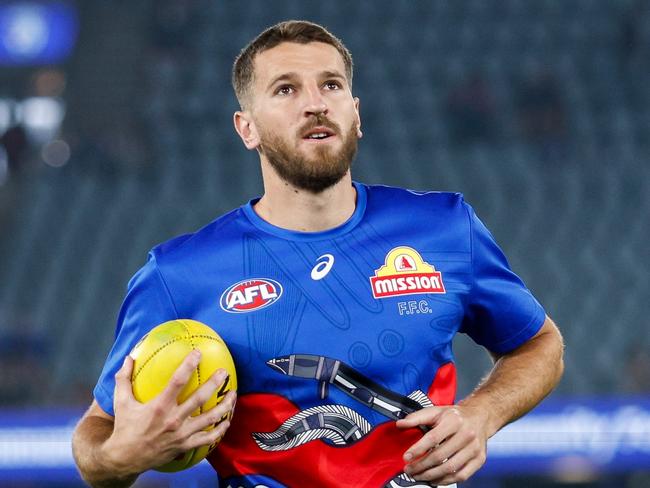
left=129, top=319, right=237, bottom=472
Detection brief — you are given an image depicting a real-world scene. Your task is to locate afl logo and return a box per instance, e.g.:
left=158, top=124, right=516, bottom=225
left=220, top=278, right=283, bottom=313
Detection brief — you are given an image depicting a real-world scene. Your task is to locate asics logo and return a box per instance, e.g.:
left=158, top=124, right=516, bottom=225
left=311, top=254, right=334, bottom=280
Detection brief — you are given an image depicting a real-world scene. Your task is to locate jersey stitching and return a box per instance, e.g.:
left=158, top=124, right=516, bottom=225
left=151, top=254, right=180, bottom=319
left=462, top=202, right=545, bottom=351
left=465, top=202, right=477, bottom=297
left=458, top=201, right=476, bottom=335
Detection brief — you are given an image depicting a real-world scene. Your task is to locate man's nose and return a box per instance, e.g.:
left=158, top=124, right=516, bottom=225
left=303, top=85, right=328, bottom=117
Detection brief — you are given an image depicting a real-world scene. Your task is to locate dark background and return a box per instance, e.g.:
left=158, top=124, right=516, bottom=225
left=0, top=1, right=649, bottom=486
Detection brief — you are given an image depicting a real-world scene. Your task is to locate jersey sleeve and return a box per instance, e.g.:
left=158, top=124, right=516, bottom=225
left=460, top=204, right=546, bottom=354
left=93, top=252, right=178, bottom=416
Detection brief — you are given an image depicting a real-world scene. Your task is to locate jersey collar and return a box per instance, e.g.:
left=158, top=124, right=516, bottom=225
left=242, top=181, right=367, bottom=242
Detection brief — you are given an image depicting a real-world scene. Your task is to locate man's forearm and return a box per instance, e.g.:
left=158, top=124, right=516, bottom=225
left=459, top=316, right=564, bottom=437
left=72, top=415, right=139, bottom=488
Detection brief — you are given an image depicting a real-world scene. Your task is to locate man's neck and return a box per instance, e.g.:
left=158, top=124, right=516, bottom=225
left=253, top=165, right=356, bottom=233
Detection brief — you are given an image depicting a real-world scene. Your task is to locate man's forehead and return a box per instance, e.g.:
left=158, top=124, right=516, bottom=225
left=253, top=41, right=346, bottom=84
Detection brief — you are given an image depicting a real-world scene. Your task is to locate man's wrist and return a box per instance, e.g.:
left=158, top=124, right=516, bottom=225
left=97, top=435, right=142, bottom=481
left=457, top=396, right=503, bottom=438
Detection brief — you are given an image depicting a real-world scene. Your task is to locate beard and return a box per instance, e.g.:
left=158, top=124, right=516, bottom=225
left=257, top=116, right=359, bottom=194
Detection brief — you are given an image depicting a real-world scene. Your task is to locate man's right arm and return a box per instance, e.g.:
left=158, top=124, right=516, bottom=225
left=72, top=401, right=138, bottom=488
left=72, top=352, right=236, bottom=488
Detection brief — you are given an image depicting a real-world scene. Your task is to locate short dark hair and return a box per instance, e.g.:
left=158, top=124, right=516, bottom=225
left=232, top=20, right=353, bottom=108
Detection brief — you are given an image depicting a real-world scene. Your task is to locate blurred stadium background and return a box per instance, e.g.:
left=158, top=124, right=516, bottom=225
left=1, top=0, right=649, bottom=487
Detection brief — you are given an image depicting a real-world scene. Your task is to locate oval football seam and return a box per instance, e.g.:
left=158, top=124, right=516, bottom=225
left=132, top=322, right=227, bottom=471
left=179, top=320, right=203, bottom=416
left=132, top=336, right=189, bottom=381
left=131, top=335, right=223, bottom=381
left=179, top=320, right=198, bottom=472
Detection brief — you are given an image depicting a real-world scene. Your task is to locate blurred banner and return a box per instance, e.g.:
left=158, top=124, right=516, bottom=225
left=0, top=1, right=78, bottom=66
left=1, top=396, right=649, bottom=484
left=0, top=408, right=215, bottom=485
left=487, top=396, right=650, bottom=476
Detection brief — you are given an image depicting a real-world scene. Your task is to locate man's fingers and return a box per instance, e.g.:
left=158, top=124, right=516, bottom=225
left=400, top=405, right=488, bottom=484
left=403, top=418, right=457, bottom=463
left=428, top=429, right=473, bottom=470
left=396, top=406, right=443, bottom=429
left=114, top=355, right=135, bottom=408
left=177, top=368, right=229, bottom=419
left=185, top=419, right=231, bottom=451
left=404, top=430, right=467, bottom=476
left=435, top=454, right=485, bottom=485
left=158, top=349, right=202, bottom=405
left=184, top=390, right=237, bottom=434
left=406, top=442, right=475, bottom=483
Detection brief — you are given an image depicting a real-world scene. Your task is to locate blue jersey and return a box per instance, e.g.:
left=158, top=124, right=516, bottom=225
left=94, top=182, right=545, bottom=488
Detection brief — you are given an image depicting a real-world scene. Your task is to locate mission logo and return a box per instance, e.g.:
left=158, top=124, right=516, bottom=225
left=220, top=278, right=283, bottom=313
left=370, top=246, right=446, bottom=299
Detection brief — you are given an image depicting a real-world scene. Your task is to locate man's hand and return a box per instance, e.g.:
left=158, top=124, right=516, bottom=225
left=101, top=350, right=237, bottom=477
left=394, top=317, right=564, bottom=486
left=396, top=405, right=488, bottom=485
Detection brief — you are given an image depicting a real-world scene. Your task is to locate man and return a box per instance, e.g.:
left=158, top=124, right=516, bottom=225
left=72, top=20, right=564, bottom=488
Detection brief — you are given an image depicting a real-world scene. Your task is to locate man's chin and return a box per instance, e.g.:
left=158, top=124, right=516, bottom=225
left=288, top=171, right=348, bottom=194
left=260, top=124, right=357, bottom=193
left=298, top=142, right=339, bottom=159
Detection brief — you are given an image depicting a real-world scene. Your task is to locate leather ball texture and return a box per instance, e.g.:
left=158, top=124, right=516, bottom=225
left=130, top=319, right=237, bottom=472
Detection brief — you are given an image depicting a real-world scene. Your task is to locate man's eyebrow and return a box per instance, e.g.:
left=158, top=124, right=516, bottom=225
left=267, top=72, right=298, bottom=90
left=266, top=70, right=347, bottom=91
left=321, top=70, right=346, bottom=81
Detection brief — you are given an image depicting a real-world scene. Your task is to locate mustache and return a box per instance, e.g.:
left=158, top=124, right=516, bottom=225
left=297, top=115, right=341, bottom=138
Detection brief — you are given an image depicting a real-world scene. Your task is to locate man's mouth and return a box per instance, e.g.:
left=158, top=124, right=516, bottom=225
left=302, top=126, right=336, bottom=141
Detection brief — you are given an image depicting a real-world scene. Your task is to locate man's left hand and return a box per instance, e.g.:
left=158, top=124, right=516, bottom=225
left=396, top=405, right=489, bottom=485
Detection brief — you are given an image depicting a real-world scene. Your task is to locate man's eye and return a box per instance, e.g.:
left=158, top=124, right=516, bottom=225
left=277, top=85, right=294, bottom=95
left=324, top=81, right=341, bottom=90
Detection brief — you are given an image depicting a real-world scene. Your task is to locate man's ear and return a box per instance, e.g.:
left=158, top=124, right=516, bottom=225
left=234, top=111, right=261, bottom=150
left=354, top=97, right=363, bottom=138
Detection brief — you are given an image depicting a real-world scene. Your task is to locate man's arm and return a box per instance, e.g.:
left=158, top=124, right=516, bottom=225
left=397, top=315, right=564, bottom=485
left=72, top=401, right=138, bottom=488
left=72, top=351, right=237, bottom=488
